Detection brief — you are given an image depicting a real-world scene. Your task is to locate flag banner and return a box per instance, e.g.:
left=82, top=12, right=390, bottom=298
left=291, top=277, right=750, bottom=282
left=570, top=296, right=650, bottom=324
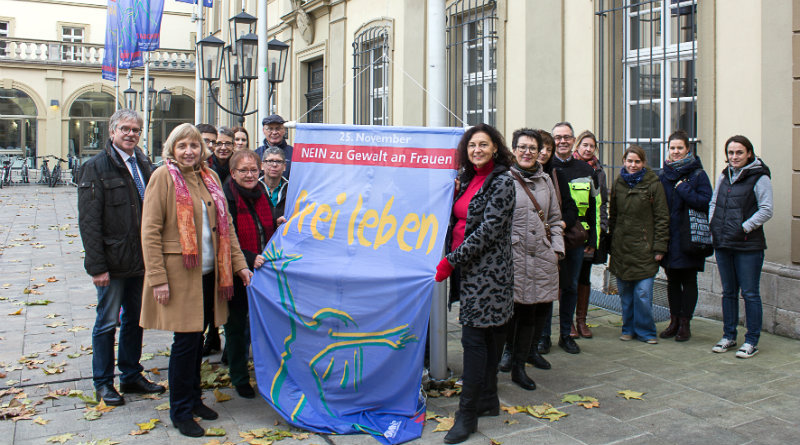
left=248, top=124, right=464, bottom=444
left=135, top=0, right=164, bottom=51
left=116, top=0, right=143, bottom=68
left=101, top=0, right=118, bottom=81
left=175, top=0, right=213, bottom=8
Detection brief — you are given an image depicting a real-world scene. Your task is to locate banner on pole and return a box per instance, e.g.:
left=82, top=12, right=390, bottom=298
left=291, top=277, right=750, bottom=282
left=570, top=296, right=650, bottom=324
left=248, top=124, right=463, bottom=444
left=116, top=0, right=143, bottom=69
left=101, top=0, right=119, bottom=81
left=135, top=0, right=164, bottom=51
left=175, top=0, right=213, bottom=8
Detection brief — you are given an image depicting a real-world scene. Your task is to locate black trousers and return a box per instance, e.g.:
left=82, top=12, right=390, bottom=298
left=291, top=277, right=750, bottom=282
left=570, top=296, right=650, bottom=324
left=665, top=267, right=699, bottom=319
left=507, top=302, right=552, bottom=358
left=460, top=324, right=507, bottom=411
left=168, top=272, right=214, bottom=422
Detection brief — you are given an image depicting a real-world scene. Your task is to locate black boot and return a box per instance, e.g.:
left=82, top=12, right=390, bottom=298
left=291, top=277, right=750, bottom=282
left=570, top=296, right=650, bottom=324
left=510, top=323, right=536, bottom=390
left=659, top=315, right=679, bottom=339
left=537, top=336, right=551, bottom=354
left=444, top=385, right=478, bottom=444
left=675, top=317, right=691, bottom=342
left=527, top=306, right=551, bottom=370
left=511, top=361, right=536, bottom=390
left=526, top=348, right=551, bottom=370
left=203, top=326, right=221, bottom=356
left=476, top=372, right=499, bottom=417
left=498, top=346, right=512, bottom=373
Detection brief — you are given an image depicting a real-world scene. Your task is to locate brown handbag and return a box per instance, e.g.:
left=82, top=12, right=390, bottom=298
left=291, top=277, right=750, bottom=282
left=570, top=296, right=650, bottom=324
left=510, top=170, right=551, bottom=242
left=550, top=169, right=588, bottom=250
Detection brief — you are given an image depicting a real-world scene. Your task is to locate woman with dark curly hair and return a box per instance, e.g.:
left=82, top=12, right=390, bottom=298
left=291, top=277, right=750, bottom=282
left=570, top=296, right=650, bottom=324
left=434, top=123, right=515, bottom=444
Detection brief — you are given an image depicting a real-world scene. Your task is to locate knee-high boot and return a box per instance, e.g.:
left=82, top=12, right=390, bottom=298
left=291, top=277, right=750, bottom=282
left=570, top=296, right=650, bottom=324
left=510, top=323, right=536, bottom=391
left=575, top=284, right=593, bottom=338
left=526, top=307, right=551, bottom=370
left=476, top=372, right=499, bottom=417
left=444, top=384, right=479, bottom=444
left=498, top=318, right=515, bottom=373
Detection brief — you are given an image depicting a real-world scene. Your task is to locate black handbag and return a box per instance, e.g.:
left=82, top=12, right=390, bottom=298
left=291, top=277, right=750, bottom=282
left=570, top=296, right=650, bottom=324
left=679, top=170, right=713, bottom=258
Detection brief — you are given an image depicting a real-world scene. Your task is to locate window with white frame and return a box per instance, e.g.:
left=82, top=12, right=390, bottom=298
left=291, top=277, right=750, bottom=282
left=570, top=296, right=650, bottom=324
left=0, top=21, right=9, bottom=56
left=622, top=0, right=697, bottom=166
left=446, top=0, right=497, bottom=127
left=353, top=25, right=390, bottom=125
left=61, top=26, right=85, bottom=62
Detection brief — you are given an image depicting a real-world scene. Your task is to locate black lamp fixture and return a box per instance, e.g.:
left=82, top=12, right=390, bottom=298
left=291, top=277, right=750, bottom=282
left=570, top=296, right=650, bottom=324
left=196, top=9, right=289, bottom=125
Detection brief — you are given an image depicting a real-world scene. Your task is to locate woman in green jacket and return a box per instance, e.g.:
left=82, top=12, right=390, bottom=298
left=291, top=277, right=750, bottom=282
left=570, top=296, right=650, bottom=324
left=609, top=146, right=669, bottom=344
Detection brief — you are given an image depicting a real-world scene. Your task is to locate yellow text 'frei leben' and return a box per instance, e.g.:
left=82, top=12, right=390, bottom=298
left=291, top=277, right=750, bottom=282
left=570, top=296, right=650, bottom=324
left=282, top=190, right=438, bottom=254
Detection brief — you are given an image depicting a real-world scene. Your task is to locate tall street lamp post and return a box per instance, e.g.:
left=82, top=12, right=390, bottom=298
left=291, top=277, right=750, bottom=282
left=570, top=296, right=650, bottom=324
left=197, top=10, right=289, bottom=126
left=123, top=75, right=172, bottom=158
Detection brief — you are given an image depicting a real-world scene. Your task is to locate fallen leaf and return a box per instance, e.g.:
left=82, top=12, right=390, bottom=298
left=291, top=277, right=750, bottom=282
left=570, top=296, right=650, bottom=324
left=67, top=326, right=88, bottom=333
left=34, top=416, right=49, bottom=425
left=46, top=277, right=58, bottom=283
left=148, top=367, right=160, bottom=375
left=140, top=393, right=162, bottom=400
left=500, top=405, right=522, bottom=415
left=24, top=299, right=53, bottom=306
left=432, top=417, right=454, bottom=432
left=561, top=394, right=585, bottom=404
left=425, top=411, right=437, bottom=420
left=136, top=418, right=160, bottom=431
left=83, top=409, right=102, bottom=421
left=93, top=400, right=114, bottom=413
left=578, top=400, right=600, bottom=409
left=47, top=434, right=75, bottom=444
left=45, top=313, right=61, bottom=319
left=50, top=344, right=69, bottom=353
left=503, top=419, right=518, bottom=425
left=8, top=308, right=22, bottom=316
left=586, top=323, right=599, bottom=328
left=154, top=402, right=170, bottom=411
left=617, top=390, right=644, bottom=400
left=140, top=353, right=154, bottom=361
left=47, top=322, right=68, bottom=328
left=214, top=388, right=232, bottom=402
left=205, top=427, right=226, bottom=436
left=524, top=403, right=568, bottom=422
left=67, top=353, right=82, bottom=359
left=129, top=429, right=147, bottom=436
left=490, top=440, right=503, bottom=445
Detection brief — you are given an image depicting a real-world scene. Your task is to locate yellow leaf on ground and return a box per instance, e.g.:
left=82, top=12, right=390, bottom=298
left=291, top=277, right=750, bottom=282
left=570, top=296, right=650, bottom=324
left=136, top=418, right=160, bottom=431
left=561, top=394, right=585, bottom=404
left=148, top=367, right=161, bottom=375
left=46, top=433, right=75, bottom=444
left=214, top=388, right=232, bottom=402
left=154, top=402, right=170, bottom=411
left=205, top=427, right=226, bottom=436
left=129, top=429, right=148, bottom=436
left=504, top=419, right=518, bottom=425
left=46, top=277, right=58, bottom=282
left=425, top=411, right=437, bottom=420
left=8, top=308, right=22, bottom=316
left=33, top=416, right=49, bottom=425
left=432, top=417, right=454, bottom=432
left=617, top=390, right=644, bottom=400
left=490, top=440, right=503, bottom=445
left=500, top=405, right=522, bottom=415
left=93, top=400, right=115, bottom=413
left=578, top=400, right=600, bottom=409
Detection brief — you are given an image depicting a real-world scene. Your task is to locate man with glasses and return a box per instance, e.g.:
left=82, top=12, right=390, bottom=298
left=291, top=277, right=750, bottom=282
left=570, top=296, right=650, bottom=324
left=196, top=123, right=218, bottom=153
left=78, top=108, right=164, bottom=406
left=260, top=146, right=289, bottom=217
left=537, top=122, right=599, bottom=356
left=255, top=114, right=294, bottom=179
left=206, top=126, right=235, bottom=185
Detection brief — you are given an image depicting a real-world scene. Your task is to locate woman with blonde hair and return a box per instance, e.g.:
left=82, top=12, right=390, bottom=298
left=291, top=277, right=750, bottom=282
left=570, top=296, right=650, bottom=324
left=140, top=123, right=251, bottom=437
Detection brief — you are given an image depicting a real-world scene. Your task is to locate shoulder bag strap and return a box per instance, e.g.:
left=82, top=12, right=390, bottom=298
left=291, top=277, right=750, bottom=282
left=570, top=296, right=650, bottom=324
left=510, top=170, right=551, bottom=241
left=551, top=169, right=563, bottom=208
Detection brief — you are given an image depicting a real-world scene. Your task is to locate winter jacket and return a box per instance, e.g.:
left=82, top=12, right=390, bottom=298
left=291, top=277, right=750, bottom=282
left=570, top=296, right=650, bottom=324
left=542, top=161, right=579, bottom=232
left=445, top=163, right=515, bottom=328
left=78, top=139, right=154, bottom=278
left=509, top=165, right=564, bottom=305
left=609, top=169, right=669, bottom=281
left=552, top=155, right=600, bottom=249
left=207, top=154, right=231, bottom=186
left=262, top=176, right=289, bottom=217
left=658, top=156, right=713, bottom=270
left=140, top=164, right=248, bottom=332
left=709, top=158, right=773, bottom=251
left=256, top=139, right=294, bottom=179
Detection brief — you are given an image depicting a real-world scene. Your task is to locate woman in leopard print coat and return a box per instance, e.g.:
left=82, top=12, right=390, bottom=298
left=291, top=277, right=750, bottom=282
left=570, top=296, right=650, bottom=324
left=435, top=123, right=515, bottom=444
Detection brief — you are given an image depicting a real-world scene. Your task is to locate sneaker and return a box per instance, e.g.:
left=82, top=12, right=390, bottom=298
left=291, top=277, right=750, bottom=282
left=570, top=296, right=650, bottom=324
left=711, top=338, right=737, bottom=353
left=645, top=338, right=658, bottom=344
left=619, top=334, right=633, bottom=341
left=735, top=343, right=758, bottom=359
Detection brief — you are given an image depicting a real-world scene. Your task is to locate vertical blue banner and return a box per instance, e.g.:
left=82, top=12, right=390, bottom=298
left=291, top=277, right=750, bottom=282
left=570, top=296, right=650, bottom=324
left=135, top=0, right=164, bottom=51
left=101, top=0, right=118, bottom=81
left=116, top=0, right=143, bottom=68
left=175, top=0, right=214, bottom=8
left=248, top=124, right=464, bottom=444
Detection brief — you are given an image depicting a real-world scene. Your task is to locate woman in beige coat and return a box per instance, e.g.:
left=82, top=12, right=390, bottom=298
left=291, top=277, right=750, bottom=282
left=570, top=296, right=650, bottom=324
left=500, top=128, right=564, bottom=390
left=141, top=123, right=250, bottom=437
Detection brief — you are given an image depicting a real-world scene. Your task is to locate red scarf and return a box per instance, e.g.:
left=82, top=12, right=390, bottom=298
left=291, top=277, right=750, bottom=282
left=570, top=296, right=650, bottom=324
left=230, top=183, right=275, bottom=254
left=573, top=150, right=600, bottom=170
left=165, top=159, right=234, bottom=300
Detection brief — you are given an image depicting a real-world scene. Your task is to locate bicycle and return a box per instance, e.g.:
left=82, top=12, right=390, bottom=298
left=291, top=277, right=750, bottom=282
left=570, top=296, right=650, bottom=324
left=0, top=159, right=11, bottom=188
left=37, top=156, right=51, bottom=184
left=70, top=156, right=82, bottom=186
left=49, top=156, right=67, bottom=188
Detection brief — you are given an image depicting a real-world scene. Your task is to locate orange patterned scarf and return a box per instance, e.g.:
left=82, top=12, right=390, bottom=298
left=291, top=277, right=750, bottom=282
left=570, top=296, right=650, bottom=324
left=165, top=159, right=234, bottom=300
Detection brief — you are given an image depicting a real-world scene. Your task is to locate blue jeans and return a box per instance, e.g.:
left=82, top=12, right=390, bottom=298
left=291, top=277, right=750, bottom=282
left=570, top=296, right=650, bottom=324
left=715, top=248, right=764, bottom=346
left=543, top=246, right=585, bottom=338
left=92, top=276, right=144, bottom=388
left=617, top=277, right=657, bottom=341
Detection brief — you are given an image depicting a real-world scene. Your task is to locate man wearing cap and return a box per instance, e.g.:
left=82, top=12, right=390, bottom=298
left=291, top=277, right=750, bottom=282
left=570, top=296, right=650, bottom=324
left=256, top=114, right=293, bottom=179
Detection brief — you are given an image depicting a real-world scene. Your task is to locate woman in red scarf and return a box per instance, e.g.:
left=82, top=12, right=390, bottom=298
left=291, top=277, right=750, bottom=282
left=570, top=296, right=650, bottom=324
left=222, top=150, right=277, bottom=399
left=141, top=123, right=251, bottom=437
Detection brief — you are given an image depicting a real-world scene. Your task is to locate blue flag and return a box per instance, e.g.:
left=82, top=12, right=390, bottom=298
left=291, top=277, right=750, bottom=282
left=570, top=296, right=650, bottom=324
left=175, top=0, right=213, bottom=8
left=116, top=0, right=143, bottom=69
left=248, top=124, right=464, bottom=444
left=135, top=0, right=164, bottom=51
left=101, top=0, right=119, bottom=81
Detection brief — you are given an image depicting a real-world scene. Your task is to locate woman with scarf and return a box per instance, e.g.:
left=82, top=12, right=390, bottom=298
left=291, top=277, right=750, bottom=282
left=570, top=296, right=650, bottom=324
left=608, top=145, right=669, bottom=344
left=658, top=130, right=712, bottom=342
left=140, top=123, right=251, bottom=437
left=499, top=128, right=563, bottom=391
left=571, top=130, right=608, bottom=339
left=434, top=123, right=515, bottom=444
left=222, top=150, right=276, bottom=398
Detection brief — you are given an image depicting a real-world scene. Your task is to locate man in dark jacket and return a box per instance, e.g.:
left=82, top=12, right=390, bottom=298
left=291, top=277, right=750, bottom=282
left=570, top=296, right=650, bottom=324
left=255, top=114, right=293, bottom=179
left=78, top=108, right=165, bottom=406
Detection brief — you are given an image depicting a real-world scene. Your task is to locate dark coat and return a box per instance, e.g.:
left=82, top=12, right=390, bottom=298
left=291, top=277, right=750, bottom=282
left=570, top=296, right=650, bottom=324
left=445, top=164, right=515, bottom=328
left=78, top=139, right=153, bottom=278
left=207, top=154, right=231, bottom=185
left=658, top=156, right=713, bottom=271
left=542, top=161, right=579, bottom=231
left=256, top=139, right=294, bottom=179
left=609, top=169, right=670, bottom=281
left=710, top=160, right=771, bottom=251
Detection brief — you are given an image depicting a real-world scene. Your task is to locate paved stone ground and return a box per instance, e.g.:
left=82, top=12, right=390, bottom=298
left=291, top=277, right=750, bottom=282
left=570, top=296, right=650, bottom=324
left=0, top=186, right=798, bottom=445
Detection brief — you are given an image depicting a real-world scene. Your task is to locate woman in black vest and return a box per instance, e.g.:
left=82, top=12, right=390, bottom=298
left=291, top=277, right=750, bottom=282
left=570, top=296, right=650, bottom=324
left=709, top=135, right=773, bottom=359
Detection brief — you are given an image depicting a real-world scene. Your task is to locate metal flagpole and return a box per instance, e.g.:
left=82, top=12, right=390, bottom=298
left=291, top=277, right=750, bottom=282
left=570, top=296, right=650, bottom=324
left=143, top=52, right=150, bottom=156
left=115, top=32, right=120, bottom=112
left=427, top=0, right=448, bottom=382
left=194, top=0, right=203, bottom=124
left=257, top=0, right=268, bottom=130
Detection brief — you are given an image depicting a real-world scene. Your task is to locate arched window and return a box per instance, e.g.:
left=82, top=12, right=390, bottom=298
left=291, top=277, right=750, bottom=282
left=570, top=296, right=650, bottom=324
left=68, top=92, right=117, bottom=161
left=151, top=94, right=195, bottom=161
left=353, top=24, right=391, bottom=125
left=0, top=87, right=38, bottom=163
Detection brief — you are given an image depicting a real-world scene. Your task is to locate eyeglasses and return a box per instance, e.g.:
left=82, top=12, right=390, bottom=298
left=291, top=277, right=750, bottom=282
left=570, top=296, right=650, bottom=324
left=515, top=145, right=539, bottom=153
left=264, top=160, right=285, bottom=165
left=553, top=135, right=574, bottom=141
left=203, top=139, right=216, bottom=147
left=235, top=169, right=260, bottom=176
left=217, top=141, right=234, bottom=148
left=119, top=126, right=142, bottom=135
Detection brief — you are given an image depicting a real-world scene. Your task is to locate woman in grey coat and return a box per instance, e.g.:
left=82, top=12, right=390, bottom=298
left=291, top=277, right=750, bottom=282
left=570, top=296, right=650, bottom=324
left=435, top=123, right=515, bottom=444
left=499, top=128, right=564, bottom=391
